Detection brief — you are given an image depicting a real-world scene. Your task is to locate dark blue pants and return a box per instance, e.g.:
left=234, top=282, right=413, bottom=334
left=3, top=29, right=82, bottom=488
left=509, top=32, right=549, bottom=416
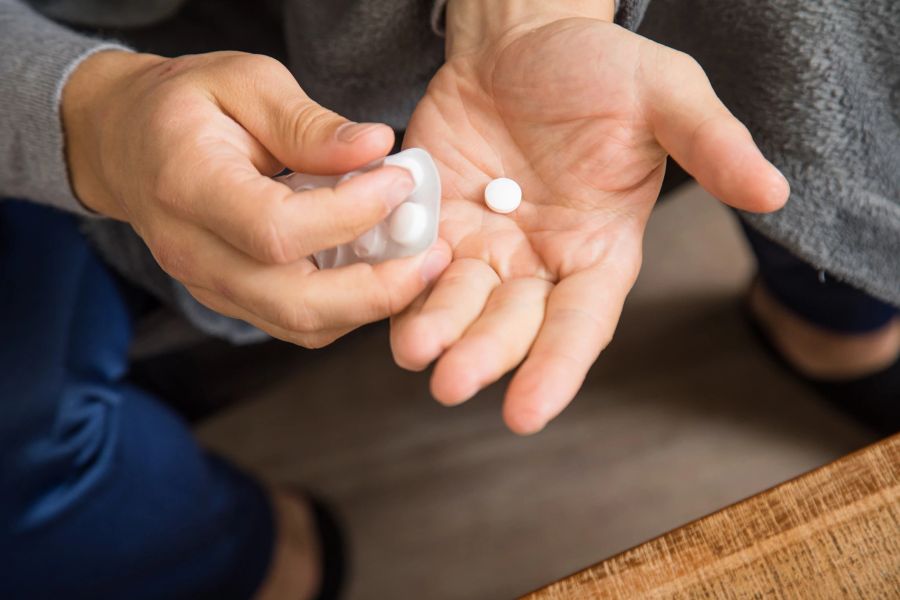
left=0, top=201, right=274, bottom=599
left=741, top=221, right=898, bottom=334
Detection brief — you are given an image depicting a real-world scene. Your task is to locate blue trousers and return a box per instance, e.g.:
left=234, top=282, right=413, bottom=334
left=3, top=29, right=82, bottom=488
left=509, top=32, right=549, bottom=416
left=741, top=220, right=898, bottom=333
left=0, top=201, right=274, bottom=599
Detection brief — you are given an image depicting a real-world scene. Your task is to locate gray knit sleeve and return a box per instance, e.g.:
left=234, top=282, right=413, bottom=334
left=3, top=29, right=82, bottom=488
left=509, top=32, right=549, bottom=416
left=615, top=0, right=652, bottom=30
left=430, top=1, right=652, bottom=36
left=0, top=0, right=130, bottom=215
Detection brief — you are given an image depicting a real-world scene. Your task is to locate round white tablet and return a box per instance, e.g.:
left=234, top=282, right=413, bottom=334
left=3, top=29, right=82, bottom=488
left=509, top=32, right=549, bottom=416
left=484, top=178, right=522, bottom=214
left=389, top=202, right=428, bottom=246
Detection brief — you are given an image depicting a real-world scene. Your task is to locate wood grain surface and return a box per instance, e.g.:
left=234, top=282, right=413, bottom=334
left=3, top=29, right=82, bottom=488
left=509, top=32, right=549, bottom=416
left=525, top=434, right=900, bottom=599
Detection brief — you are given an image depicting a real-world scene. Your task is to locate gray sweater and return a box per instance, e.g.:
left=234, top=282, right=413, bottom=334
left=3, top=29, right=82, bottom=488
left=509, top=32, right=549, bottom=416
left=639, top=0, right=900, bottom=308
left=1, top=0, right=896, bottom=342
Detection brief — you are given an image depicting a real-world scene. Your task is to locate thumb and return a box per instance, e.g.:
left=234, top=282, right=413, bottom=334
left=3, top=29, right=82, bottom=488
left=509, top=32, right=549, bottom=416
left=645, top=49, right=789, bottom=213
left=215, top=54, right=394, bottom=174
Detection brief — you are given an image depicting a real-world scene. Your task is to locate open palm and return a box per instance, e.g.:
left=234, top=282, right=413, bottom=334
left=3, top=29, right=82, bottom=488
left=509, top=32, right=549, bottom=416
left=391, top=19, right=788, bottom=433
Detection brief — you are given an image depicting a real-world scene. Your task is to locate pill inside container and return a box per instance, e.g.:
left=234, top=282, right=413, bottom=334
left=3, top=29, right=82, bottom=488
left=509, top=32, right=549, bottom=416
left=275, top=148, right=441, bottom=269
left=484, top=178, right=522, bottom=214
left=389, top=202, right=428, bottom=246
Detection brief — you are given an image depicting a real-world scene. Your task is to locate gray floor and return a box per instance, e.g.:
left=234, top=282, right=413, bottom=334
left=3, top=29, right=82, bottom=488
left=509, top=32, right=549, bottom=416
left=195, top=184, right=875, bottom=600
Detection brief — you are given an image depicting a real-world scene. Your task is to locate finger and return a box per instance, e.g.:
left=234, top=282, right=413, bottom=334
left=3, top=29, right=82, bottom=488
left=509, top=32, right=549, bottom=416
left=646, top=47, right=790, bottom=213
left=150, top=217, right=452, bottom=332
left=185, top=284, right=351, bottom=349
left=429, top=278, right=552, bottom=406
left=503, top=263, right=635, bottom=435
left=179, top=157, right=415, bottom=264
left=390, top=258, right=501, bottom=371
left=209, top=54, right=394, bottom=173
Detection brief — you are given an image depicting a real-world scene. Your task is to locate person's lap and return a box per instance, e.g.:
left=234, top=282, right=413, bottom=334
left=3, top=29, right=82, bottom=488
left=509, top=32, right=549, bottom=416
left=0, top=200, right=274, bottom=599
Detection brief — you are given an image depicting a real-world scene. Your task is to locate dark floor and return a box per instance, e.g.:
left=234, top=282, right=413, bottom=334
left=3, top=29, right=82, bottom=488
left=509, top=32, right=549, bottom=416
left=193, top=184, right=874, bottom=600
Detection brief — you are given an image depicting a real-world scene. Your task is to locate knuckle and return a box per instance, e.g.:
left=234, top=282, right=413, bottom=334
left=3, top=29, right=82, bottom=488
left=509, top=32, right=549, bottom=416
left=241, top=53, right=289, bottom=78
left=288, top=101, right=336, bottom=146
left=673, top=50, right=707, bottom=80
left=274, top=300, right=321, bottom=334
left=247, top=214, right=292, bottom=264
left=148, top=235, right=193, bottom=282
left=150, top=55, right=202, bottom=82
left=327, top=189, right=389, bottom=238
left=153, top=157, right=191, bottom=212
left=295, top=331, right=337, bottom=350
left=186, top=286, right=223, bottom=314
left=208, top=276, right=238, bottom=305
left=365, top=277, right=398, bottom=318
left=144, top=85, right=195, bottom=134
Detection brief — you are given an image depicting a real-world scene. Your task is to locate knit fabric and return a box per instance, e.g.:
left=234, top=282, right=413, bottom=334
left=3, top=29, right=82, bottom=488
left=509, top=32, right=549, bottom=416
left=0, top=0, right=130, bottom=215
left=639, top=0, right=900, bottom=306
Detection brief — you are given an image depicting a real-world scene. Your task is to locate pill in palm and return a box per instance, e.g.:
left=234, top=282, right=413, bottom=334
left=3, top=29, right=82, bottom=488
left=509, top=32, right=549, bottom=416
left=484, top=177, right=522, bottom=214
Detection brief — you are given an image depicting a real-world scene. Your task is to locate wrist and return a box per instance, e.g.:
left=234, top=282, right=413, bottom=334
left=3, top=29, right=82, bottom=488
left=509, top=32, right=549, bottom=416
left=62, top=49, right=164, bottom=218
left=445, top=0, right=616, bottom=57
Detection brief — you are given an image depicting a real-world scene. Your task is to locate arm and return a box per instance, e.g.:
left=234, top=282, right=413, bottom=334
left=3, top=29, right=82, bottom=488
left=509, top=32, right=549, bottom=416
left=57, top=45, right=451, bottom=348
left=3, top=1, right=452, bottom=349
left=0, top=0, right=129, bottom=214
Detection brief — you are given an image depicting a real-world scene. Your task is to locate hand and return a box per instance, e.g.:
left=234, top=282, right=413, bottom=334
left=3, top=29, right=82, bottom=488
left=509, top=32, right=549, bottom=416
left=391, top=12, right=789, bottom=433
left=63, top=50, right=450, bottom=347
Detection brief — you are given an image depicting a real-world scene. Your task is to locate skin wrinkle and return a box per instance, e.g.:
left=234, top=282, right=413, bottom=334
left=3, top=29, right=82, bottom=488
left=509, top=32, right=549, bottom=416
left=491, top=29, right=660, bottom=213
left=187, top=284, right=346, bottom=349
left=406, top=269, right=500, bottom=360
left=422, top=92, right=549, bottom=279
left=418, top=95, right=495, bottom=246
left=428, top=68, right=502, bottom=177
left=426, top=41, right=656, bottom=281
left=424, top=66, right=556, bottom=283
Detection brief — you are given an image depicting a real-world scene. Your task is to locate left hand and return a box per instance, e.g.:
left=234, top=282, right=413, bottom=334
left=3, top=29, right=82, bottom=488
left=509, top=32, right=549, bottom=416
left=390, top=6, right=789, bottom=434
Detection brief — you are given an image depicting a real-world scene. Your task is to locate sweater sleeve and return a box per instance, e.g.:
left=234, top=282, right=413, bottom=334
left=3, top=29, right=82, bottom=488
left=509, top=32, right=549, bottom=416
left=429, top=1, right=652, bottom=36
left=0, top=0, right=130, bottom=215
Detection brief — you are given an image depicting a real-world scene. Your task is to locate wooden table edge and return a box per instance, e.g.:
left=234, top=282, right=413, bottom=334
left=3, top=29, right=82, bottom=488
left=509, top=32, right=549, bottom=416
left=522, top=433, right=900, bottom=599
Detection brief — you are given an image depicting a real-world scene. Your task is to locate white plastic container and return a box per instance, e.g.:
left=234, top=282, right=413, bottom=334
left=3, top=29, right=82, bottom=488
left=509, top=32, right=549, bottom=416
left=276, top=148, right=441, bottom=269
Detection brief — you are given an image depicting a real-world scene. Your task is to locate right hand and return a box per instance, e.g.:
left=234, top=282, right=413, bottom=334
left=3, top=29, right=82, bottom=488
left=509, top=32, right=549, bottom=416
left=62, top=50, right=450, bottom=347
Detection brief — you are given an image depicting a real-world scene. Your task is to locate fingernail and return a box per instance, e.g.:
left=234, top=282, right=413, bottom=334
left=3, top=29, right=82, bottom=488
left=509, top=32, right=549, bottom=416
left=336, top=121, right=385, bottom=143
left=419, top=247, right=450, bottom=282
left=770, top=163, right=788, bottom=186
left=513, top=411, right=547, bottom=436
left=386, top=171, right=416, bottom=207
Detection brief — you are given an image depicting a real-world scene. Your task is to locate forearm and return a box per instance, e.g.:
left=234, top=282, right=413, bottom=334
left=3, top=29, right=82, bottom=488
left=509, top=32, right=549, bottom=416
left=445, top=0, right=616, bottom=55
left=0, top=0, right=130, bottom=214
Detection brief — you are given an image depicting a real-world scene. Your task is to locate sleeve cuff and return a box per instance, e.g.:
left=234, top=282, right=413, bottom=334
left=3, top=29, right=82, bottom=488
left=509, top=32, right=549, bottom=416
left=54, top=43, right=133, bottom=216
left=0, top=1, right=131, bottom=215
left=430, top=1, right=650, bottom=37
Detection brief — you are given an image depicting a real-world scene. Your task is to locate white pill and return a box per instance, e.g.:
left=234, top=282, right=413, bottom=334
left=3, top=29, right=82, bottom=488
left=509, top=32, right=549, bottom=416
left=484, top=178, right=522, bottom=214
left=389, top=202, right=428, bottom=246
